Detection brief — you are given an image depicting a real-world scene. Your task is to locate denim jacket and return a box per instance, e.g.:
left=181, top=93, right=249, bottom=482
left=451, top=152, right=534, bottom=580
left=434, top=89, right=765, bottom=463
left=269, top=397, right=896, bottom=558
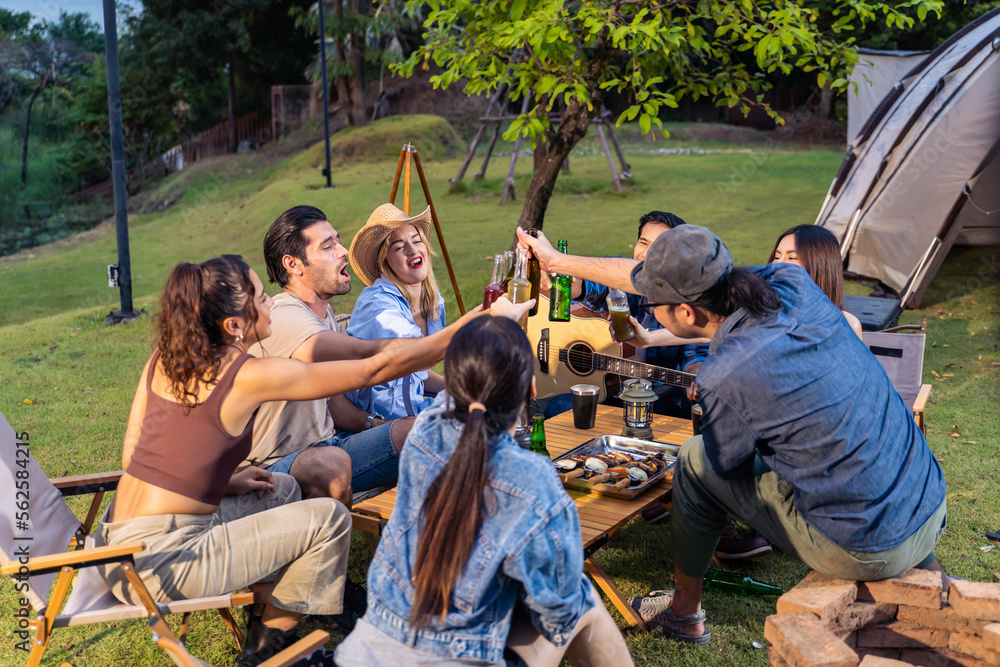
left=362, top=394, right=594, bottom=663
left=345, top=277, right=446, bottom=418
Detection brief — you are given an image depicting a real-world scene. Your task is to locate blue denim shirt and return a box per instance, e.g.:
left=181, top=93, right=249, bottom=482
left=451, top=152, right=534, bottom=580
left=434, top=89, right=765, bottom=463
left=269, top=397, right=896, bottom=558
left=577, top=278, right=708, bottom=371
left=362, top=395, right=594, bottom=663
left=345, top=277, right=446, bottom=418
left=698, top=263, right=946, bottom=552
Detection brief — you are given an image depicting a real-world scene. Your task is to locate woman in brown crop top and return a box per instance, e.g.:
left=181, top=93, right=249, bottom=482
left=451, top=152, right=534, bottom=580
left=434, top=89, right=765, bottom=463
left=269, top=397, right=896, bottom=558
left=102, top=255, right=534, bottom=666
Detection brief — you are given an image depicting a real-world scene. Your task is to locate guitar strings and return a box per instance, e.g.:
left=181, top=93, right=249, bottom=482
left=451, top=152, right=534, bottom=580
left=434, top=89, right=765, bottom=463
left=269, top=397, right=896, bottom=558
left=550, top=346, right=695, bottom=387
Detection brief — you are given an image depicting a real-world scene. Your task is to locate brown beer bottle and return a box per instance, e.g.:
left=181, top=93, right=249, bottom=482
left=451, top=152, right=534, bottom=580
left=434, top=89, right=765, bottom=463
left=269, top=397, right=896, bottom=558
left=526, top=228, right=541, bottom=317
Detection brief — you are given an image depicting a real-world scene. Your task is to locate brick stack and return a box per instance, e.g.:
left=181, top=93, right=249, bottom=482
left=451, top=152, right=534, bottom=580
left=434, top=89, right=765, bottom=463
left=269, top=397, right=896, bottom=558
left=764, top=570, right=1000, bottom=666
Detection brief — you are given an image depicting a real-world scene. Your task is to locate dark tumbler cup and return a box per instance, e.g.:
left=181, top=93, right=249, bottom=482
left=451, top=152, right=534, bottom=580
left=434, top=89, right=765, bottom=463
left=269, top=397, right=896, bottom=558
left=570, top=384, right=599, bottom=429
left=691, top=403, right=703, bottom=436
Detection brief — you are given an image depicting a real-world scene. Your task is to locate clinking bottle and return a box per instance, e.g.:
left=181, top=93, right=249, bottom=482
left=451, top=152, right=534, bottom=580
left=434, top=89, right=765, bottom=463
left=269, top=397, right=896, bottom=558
left=548, top=239, right=572, bottom=322
left=526, top=228, right=541, bottom=317
left=506, top=246, right=532, bottom=330
left=482, top=254, right=505, bottom=309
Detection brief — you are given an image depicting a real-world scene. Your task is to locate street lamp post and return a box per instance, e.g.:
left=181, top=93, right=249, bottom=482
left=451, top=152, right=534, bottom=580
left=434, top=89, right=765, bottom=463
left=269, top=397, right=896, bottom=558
left=317, top=0, right=333, bottom=188
left=102, top=0, right=139, bottom=324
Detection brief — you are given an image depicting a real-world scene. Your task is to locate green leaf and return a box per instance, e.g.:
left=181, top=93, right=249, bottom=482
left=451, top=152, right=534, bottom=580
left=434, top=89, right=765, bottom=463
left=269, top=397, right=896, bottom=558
left=511, top=0, right=526, bottom=22
left=817, top=72, right=826, bottom=88
left=640, top=113, right=651, bottom=135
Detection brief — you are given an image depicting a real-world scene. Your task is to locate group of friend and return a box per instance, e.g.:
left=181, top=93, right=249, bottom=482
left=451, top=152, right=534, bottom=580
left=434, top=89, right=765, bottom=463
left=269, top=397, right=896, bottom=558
left=97, top=202, right=947, bottom=666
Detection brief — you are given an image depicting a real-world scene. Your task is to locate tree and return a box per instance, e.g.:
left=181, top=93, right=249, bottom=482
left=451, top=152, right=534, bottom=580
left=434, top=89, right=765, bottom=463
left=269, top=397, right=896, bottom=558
left=395, top=0, right=944, bottom=232
left=294, top=0, right=420, bottom=126
left=141, top=0, right=314, bottom=149
left=0, top=11, right=101, bottom=183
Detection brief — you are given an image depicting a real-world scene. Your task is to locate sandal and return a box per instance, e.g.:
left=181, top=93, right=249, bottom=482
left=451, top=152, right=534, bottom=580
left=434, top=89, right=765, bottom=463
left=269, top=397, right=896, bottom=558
left=627, top=590, right=712, bottom=644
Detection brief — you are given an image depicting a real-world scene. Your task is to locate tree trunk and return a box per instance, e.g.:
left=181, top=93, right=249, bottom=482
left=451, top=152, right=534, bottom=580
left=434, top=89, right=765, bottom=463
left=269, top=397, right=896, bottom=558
left=817, top=83, right=833, bottom=119
left=533, top=131, right=547, bottom=172
left=21, top=77, right=46, bottom=184
left=227, top=58, right=237, bottom=153
left=331, top=0, right=355, bottom=126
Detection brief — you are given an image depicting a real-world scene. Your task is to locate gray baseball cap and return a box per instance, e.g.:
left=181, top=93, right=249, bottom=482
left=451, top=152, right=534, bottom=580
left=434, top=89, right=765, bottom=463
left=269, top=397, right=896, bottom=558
left=630, top=225, right=733, bottom=305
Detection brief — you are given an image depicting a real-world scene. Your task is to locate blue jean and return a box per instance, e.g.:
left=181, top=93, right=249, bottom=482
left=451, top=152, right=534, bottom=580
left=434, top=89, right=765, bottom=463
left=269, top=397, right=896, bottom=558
left=265, top=422, right=399, bottom=492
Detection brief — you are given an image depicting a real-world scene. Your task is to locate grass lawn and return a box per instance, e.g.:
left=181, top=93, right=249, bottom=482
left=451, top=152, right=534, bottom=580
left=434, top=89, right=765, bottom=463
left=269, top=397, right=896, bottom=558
left=1, top=115, right=997, bottom=666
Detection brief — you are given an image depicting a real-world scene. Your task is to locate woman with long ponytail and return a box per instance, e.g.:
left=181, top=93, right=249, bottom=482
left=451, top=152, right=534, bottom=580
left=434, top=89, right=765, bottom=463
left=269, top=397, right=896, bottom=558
left=336, top=316, right=633, bottom=666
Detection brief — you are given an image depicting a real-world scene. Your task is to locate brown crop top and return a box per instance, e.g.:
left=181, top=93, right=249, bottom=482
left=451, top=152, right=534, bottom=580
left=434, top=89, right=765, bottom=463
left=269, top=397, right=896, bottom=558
left=126, top=348, right=256, bottom=505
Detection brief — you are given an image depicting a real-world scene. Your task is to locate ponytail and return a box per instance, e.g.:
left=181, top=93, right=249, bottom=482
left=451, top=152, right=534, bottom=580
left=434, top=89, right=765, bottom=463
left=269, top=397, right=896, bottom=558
left=409, top=317, right=534, bottom=628
left=693, top=267, right=781, bottom=319
left=411, top=407, right=490, bottom=627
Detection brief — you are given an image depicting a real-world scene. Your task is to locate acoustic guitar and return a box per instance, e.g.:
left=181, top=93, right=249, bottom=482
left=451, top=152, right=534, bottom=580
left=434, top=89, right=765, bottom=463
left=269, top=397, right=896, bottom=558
left=526, top=294, right=696, bottom=401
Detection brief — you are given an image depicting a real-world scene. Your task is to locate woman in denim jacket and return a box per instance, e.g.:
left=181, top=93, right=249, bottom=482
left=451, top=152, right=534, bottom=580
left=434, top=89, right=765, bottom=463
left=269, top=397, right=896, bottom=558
left=336, top=317, right=633, bottom=666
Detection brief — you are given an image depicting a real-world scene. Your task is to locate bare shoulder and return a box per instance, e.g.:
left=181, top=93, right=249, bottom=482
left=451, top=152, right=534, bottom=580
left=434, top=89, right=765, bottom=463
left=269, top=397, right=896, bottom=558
left=842, top=310, right=863, bottom=338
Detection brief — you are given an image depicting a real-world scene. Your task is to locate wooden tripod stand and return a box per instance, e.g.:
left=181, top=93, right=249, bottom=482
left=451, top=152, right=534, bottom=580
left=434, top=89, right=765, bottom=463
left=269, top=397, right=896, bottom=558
left=388, top=143, right=466, bottom=315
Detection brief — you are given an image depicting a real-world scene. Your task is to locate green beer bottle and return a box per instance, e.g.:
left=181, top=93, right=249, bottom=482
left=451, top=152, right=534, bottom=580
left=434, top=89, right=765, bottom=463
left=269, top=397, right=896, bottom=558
left=702, top=569, right=782, bottom=596
left=548, top=240, right=572, bottom=322
left=530, top=415, right=549, bottom=457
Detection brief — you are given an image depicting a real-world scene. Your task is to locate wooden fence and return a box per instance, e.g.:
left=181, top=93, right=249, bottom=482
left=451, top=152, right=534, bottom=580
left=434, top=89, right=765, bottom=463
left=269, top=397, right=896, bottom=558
left=181, top=111, right=271, bottom=165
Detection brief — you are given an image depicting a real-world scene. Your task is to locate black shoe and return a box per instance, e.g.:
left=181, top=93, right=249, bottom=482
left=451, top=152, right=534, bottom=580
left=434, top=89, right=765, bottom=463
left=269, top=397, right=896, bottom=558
left=715, top=525, right=772, bottom=560
left=641, top=501, right=671, bottom=525
left=236, top=618, right=298, bottom=667
left=310, top=578, right=368, bottom=634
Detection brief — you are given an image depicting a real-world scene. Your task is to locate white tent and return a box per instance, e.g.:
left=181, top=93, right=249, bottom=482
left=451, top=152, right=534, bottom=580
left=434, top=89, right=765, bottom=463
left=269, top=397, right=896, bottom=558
left=847, top=48, right=929, bottom=144
left=816, top=9, right=1000, bottom=308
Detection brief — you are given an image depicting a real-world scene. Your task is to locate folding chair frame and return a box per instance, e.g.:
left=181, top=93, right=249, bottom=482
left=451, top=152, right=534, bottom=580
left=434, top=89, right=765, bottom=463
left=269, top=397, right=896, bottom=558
left=1, top=469, right=252, bottom=667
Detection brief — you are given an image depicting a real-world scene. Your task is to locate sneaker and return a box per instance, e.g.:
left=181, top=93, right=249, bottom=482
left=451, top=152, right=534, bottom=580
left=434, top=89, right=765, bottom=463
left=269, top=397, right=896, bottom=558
left=311, top=577, right=368, bottom=633
left=715, top=525, right=772, bottom=560
left=627, top=589, right=676, bottom=623
left=236, top=620, right=298, bottom=667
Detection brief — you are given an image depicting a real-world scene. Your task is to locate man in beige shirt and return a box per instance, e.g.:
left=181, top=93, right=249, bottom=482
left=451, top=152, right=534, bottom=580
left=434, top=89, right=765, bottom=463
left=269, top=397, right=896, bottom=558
left=246, top=205, right=496, bottom=507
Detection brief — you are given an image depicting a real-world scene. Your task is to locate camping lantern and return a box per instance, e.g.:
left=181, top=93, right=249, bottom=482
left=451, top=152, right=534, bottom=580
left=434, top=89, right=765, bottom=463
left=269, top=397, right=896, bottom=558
left=617, top=379, right=656, bottom=440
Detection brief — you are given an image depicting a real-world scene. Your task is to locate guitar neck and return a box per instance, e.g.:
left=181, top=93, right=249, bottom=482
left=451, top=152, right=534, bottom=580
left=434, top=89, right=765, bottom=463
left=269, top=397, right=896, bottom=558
left=590, top=352, right=694, bottom=388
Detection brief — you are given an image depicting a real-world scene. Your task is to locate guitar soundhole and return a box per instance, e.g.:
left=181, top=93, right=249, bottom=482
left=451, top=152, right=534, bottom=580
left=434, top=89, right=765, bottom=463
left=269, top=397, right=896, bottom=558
left=565, top=342, right=594, bottom=376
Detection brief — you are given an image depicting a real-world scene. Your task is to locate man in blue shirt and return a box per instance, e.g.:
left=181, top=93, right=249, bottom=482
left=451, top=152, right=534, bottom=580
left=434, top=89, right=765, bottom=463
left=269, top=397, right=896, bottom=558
left=520, top=225, right=947, bottom=645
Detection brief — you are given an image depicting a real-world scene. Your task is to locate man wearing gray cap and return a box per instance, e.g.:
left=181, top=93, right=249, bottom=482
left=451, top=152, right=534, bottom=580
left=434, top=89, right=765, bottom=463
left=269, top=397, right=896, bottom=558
left=518, top=225, right=947, bottom=644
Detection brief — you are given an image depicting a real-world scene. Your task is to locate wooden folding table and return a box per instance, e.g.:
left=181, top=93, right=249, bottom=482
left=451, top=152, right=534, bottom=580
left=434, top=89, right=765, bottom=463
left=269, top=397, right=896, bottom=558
left=350, top=404, right=694, bottom=631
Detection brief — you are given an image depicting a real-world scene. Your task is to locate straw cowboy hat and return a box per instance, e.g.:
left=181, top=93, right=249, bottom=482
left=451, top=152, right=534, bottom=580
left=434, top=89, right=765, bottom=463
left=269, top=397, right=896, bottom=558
left=349, top=203, right=434, bottom=286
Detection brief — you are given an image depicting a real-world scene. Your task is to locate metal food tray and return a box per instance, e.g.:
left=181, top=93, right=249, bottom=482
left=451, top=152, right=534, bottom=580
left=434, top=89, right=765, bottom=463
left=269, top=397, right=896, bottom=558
left=552, top=435, right=678, bottom=500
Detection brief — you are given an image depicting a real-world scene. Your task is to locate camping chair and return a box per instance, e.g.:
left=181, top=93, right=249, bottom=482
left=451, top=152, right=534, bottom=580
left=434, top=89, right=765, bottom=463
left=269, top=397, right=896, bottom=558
left=861, top=317, right=932, bottom=434
left=0, top=412, right=252, bottom=667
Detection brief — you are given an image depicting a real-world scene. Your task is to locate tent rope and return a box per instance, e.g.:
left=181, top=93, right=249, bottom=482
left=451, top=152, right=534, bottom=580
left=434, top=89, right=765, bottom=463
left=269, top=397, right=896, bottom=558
left=963, top=182, right=998, bottom=215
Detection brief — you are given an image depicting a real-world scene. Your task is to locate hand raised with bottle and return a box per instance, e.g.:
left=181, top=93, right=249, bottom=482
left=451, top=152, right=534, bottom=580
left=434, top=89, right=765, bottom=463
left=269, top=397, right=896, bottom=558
left=515, top=227, right=559, bottom=273
left=489, top=294, right=536, bottom=323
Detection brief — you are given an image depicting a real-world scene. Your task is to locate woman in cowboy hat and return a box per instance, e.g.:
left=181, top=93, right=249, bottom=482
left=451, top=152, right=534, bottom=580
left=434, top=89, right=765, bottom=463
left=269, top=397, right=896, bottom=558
left=345, top=203, right=446, bottom=420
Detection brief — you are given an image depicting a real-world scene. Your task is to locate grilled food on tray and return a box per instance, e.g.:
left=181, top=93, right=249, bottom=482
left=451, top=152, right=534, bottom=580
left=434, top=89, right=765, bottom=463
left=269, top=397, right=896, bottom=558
left=557, top=451, right=633, bottom=479
left=555, top=451, right=667, bottom=488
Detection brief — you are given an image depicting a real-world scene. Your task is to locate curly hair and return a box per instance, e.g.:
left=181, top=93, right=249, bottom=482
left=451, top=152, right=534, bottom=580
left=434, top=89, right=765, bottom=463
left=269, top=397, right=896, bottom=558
left=155, top=255, right=259, bottom=408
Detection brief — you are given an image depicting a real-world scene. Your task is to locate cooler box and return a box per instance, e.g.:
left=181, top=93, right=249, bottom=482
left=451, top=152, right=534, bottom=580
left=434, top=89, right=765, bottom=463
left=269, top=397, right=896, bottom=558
left=842, top=294, right=902, bottom=332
